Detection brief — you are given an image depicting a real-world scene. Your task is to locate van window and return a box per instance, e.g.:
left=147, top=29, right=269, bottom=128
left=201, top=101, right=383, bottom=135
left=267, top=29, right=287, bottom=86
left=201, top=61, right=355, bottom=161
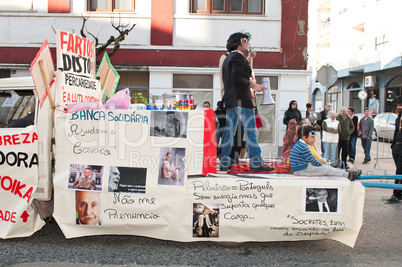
left=0, top=90, right=35, bottom=128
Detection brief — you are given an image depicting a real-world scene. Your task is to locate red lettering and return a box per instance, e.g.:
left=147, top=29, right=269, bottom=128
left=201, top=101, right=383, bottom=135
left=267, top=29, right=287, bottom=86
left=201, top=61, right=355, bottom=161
left=60, top=31, right=68, bottom=51
left=0, top=210, right=17, bottom=223
left=32, top=132, right=38, bottom=143
left=23, top=187, right=33, bottom=202
left=12, top=134, right=20, bottom=145
left=13, top=180, right=25, bottom=198
left=4, top=135, right=12, bottom=145
left=67, top=33, right=75, bottom=53
left=22, top=133, right=30, bottom=144
left=1, top=176, right=12, bottom=190
left=75, top=35, right=82, bottom=56
left=0, top=176, right=34, bottom=203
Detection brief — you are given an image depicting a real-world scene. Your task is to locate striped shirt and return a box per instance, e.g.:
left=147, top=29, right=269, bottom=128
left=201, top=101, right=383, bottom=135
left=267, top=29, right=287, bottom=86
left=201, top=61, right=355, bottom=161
left=289, top=139, right=323, bottom=172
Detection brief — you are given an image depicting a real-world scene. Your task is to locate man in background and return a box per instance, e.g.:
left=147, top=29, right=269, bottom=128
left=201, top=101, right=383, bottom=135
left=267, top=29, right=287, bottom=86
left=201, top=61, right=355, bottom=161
left=388, top=96, right=402, bottom=203
left=317, top=103, right=332, bottom=156
left=347, top=107, right=359, bottom=163
left=336, top=107, right=354, bottom=169
left=359, top=107, right=374, bottom=164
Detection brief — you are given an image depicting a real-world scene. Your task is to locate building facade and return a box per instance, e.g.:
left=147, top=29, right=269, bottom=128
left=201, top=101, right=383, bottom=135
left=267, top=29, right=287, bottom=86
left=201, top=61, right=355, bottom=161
left=0, top=0, right=309, bottom=157
left=308, top=0, right=402, bottom=114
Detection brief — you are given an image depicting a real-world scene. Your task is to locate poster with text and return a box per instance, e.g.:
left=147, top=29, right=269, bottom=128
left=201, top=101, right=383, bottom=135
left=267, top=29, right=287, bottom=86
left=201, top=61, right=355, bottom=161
left=0, top=126, right=46, bottom=238
left=52, top=109, right=364, bottom=247
left=56, top=30, right=96, bottom=79
left=55, top=70, right=102, bottom=107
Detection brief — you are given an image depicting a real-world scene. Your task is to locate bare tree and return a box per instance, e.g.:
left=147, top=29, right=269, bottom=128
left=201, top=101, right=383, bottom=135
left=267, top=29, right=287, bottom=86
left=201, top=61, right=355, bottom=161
left=80, top=14, right=136, bottom=60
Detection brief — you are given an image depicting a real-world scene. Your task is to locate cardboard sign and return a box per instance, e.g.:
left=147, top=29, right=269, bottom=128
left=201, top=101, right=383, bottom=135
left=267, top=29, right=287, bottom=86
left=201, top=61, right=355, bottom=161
left=0, top=126, right=45, bottom=238
left=55, top=70, right=102, bottom=106
left=56, top=30, right=96, bottom=79
left=52, top=110, right=364, bottom=247
left=29, top=40, right=55, bottom=107
left=96, top=52, right=120, bottom=98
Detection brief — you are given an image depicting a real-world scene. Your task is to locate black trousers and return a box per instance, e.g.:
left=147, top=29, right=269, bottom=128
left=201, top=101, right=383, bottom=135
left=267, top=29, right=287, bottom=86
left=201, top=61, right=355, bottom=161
left=391, top=144, right=402, bottom=198
left=337, top=140, right=349, bottom=167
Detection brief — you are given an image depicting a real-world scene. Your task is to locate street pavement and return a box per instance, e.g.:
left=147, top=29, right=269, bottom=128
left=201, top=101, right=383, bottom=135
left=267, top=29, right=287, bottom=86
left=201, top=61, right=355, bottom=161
left=1, top=138, right=401, bottom=267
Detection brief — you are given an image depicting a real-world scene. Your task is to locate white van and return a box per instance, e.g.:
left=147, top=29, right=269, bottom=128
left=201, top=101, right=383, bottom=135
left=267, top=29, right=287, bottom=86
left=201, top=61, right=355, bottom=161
left=0, top=76, right=53, bottom=201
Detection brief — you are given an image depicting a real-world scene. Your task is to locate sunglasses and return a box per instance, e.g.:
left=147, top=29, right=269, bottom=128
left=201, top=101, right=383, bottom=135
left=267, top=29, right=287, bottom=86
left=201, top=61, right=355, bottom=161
left=242, top=39, right=249, bottom=44
left=309, top=131, right=316, bottom=137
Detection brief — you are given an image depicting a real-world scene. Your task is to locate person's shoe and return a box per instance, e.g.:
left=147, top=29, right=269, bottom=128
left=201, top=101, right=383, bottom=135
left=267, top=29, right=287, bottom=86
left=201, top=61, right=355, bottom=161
left=330, top=159, right=342, bottom=168
left=348, top=159, right=354, bottom=163
left=368, top=158, right=371, bottom=162
left=250, top=165, right=275, bottom=173
left=348, top=169, right=362, bottom=181
left=220, top=165, right=232, bottom=172
left=386, top=196, right=400, bottom=203
left=362, top=160, right=368, bottom=164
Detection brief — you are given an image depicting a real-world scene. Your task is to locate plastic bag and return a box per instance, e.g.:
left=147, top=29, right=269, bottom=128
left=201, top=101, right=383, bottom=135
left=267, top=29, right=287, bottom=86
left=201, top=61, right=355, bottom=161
left=105, top=88, right=131, bottom=110
left=65, top=102, right=104, bottom=113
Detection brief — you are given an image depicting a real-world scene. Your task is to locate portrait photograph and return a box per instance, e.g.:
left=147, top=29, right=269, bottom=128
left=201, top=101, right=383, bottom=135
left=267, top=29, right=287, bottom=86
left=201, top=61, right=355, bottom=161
left=75, top=191, right=102, bottom=226
left=150, top=110, right=188, bottom=138
left=192, top=203, right=219, bottom=238
left=158, top=147, right=186, bottom=186
left=67, top=164, right=104, bottom=191
left=107, top=166, right=147, bottom=194
left=303, top=188, right=341, bottom=214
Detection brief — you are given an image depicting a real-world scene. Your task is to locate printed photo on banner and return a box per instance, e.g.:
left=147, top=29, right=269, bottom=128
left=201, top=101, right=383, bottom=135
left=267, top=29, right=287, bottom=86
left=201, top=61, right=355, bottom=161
left=303, top=188, right=341, bottom=213
left=193, top=203, right=219, bottom=238
left=67, top=164, right=104, bottom=191
left=75, top=191, right=102, bottom=226
left=107, top=166, right=147, bottom=194
left=150, top=111, right=188, bottom=138
left=158, top=147, right=185, bottom=186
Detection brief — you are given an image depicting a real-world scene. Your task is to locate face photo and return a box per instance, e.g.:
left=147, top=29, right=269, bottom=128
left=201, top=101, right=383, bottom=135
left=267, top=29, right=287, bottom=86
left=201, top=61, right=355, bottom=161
left=75, top=191, right=102, bottom=225
left=67, top=164, right=104, bottom=191
left=304, top=188, right=340, bottom=213
left=158, top=147, right=186, bottom=186
left=150, top=111, right=188, bottom=138
left=193, top=203, right=219, bottom=238
left=107, top=166, right=147, bottom=194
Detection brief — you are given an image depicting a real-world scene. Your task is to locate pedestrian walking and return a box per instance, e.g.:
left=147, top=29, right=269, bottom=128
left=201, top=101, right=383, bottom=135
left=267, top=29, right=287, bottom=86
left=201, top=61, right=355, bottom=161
left=348, top=107, right=359, bottom=163
left=358, top=107, right=374, bottom=164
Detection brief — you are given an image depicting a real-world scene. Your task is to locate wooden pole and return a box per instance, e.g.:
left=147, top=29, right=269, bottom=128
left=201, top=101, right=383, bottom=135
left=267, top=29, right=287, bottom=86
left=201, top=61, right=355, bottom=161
left=39, top=59, right=55, bottom=120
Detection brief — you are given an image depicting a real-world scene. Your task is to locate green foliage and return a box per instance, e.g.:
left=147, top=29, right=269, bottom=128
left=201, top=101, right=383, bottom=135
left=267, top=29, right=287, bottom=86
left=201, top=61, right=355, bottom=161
left=131, top=93, right=148, bottom=104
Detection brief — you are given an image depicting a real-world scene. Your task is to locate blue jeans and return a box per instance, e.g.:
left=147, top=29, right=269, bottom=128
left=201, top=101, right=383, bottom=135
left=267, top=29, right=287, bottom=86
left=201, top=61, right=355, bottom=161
left=320, top=130, right=325, bottom=156
left=324, top=142, right=338, bottom=163
left=220, top=107, right=262, bottom=168
left=361, top=138, right=372, bottom=161
left=216, top=128, right=224, bottom=157
left=349, top=135, right=357, bottom=160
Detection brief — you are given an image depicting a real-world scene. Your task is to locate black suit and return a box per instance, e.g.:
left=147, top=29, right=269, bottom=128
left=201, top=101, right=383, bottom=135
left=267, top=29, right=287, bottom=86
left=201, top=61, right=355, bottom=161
left=222, top=51, right=253, bottom=109
left=391, top=113, right=402, bottom=199
left=306, top=201, right=337, bottom=212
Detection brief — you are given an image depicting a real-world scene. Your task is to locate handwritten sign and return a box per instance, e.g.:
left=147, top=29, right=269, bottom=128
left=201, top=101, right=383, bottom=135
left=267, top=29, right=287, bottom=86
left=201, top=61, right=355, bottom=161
left=56, top=30, right=95, bottom=79
left=0, top=126, right=45, bottom=238
left=52, top=110, right=364, bottom=247
left=55, top=70, right=102, bottom=106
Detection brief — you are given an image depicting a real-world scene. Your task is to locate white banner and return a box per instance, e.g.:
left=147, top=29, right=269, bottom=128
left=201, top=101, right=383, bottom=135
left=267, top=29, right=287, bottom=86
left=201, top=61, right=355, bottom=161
left=0, top=126, right=45, bottom=238
left=53, top=110, right=364, bottom=247
left=55, top=70, right=102, bottom=106
left=56, top=30, right=96, bottom=79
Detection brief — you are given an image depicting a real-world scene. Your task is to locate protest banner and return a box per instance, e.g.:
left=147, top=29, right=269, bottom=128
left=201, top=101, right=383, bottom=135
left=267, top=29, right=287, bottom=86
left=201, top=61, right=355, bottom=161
left=55, top=70, right=102, bottom=106
left=96, top=52, right=120, bottom=98
left=56, top=30, right=96, bottom=79
left=0, top=126, right=46, bottom=238
left=52, top=109, right=364, bottom=247
left=29, top=40, right=55, bottom=107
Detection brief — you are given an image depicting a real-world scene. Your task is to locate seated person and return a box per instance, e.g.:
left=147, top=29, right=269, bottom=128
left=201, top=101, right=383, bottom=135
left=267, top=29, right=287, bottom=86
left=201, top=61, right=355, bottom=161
left=289, top=125, right=361, bottom=181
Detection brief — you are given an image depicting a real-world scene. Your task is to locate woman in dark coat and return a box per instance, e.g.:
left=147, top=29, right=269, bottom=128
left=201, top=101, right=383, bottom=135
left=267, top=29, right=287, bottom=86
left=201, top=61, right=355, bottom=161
left=283, top=100, right=302, bottom=129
